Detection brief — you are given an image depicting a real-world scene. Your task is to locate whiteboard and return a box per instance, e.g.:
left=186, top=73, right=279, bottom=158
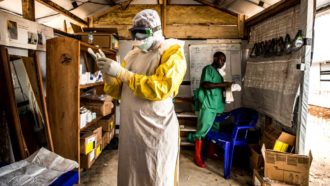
left=189, top=43, right=242, bottom=111
left=189, top=43, right=242, bottom=92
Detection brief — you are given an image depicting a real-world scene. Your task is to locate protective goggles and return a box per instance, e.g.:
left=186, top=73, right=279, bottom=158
left=129, top=26, right=161, bottom=40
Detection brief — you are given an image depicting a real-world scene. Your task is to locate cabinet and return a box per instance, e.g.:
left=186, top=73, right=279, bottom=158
left=46, top=37, right=116, bottom=171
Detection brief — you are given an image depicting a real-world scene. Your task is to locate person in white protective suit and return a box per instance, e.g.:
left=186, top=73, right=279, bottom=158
left=88, top=9, right=187, bottom=186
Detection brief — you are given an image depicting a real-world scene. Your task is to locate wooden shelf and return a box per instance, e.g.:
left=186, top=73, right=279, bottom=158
left=177, top=112, right=197, bottom=118
left=180, top=138, right=194, bottom=146
left=80, top=115, right=104, bottom=132
left=80, top=81, right=104, bottom=89
left=46, top=37, right=117, bottom=174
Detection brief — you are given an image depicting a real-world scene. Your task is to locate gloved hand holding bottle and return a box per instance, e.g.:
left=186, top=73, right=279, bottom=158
left=88, top=48, right=133, bottom=82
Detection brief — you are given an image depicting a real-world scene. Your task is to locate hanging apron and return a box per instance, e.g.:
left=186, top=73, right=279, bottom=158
left=118, top=43, right=179, bottom=186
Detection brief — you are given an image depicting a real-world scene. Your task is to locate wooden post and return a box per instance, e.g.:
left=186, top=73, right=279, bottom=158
left=237, top=14, right=245, bottom=39
left=22, top=0, right=35, bottom=21
left=87, top=17, right=94, bottom=28
left=34, top=53, right=54, bottom=151
left=296, top=0, right=315, bottom=154
left=161, top=0, right=167, bottom=37
left=64, top=20, right=68, bottom=33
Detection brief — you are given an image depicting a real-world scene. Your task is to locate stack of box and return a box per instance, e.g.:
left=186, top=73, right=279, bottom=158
left=98, top=114, right=115, bottom=150
left=81, top=94, right=113, bottom=117
left=80, top=126, right=103, bottom=169
left=252, top=131, right=313, bottom=186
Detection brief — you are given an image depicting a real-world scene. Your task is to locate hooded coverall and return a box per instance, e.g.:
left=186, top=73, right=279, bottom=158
left=103, top=39, right=186, bottom=186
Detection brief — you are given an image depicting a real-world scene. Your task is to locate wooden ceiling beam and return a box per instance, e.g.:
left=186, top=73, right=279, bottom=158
left=36, top=0, right=87, bottom=26
left=194, top=0, right=238, bottom=16
left=245, top=0, right=300, bottom=27
left=22, top=0, right=35, bottom=21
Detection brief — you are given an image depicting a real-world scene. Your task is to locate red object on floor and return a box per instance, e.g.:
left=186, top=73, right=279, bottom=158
left=194, top=139, right=206, bottom=168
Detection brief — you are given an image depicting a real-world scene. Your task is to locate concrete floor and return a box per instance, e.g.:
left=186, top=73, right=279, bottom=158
left=80, top=147, right=252, bottom=186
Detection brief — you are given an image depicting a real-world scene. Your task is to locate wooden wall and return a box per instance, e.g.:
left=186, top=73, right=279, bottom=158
left=92, top=5, right=243, bottom=39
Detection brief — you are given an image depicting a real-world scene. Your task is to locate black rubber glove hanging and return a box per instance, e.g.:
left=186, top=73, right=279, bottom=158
left=292, top=30, right=304, bottom=51
left=276, top=37, right=285, bottom=56
left=250, top=43, right=257, bottom=58
left=259, top=41, right=265, bottom=56
left=284, top=34, right=292, bottom=54
left=255, top=42, right=261, bottom=57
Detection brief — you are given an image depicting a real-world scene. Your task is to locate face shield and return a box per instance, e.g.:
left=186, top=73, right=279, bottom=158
left=129, top=26, right=161, bottom=40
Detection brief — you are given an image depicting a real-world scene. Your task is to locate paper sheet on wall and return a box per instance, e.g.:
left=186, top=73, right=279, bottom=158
left=37, top=24, right=54, bottom=51
left=0, top=11, right=54, bottom=51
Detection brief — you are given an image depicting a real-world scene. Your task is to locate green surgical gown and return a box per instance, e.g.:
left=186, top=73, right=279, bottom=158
left=188, top=65, right=225, bottom=142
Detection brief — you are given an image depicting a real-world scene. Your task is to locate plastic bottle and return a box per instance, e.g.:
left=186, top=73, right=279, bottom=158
left=88, top=31, right=93, bottom=44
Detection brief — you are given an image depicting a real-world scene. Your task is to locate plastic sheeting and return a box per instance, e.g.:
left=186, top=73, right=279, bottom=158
left=243, top=54, right=302, bottom=127
left=0, top=147, right=79, bottom=186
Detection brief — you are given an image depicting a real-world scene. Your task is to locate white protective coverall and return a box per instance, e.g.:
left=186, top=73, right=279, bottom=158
left=102, top=10, right=187, bottom=186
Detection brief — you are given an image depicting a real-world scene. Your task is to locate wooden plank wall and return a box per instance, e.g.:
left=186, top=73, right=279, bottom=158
left=92, top=5, right=242, bottom=39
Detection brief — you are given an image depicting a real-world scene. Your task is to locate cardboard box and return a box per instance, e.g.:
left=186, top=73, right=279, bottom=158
left=81, top=126, right=102, bottom=151
left=80, top=149, right=96, bottom=169
left=82, top=101, right=113, bottom=116
left=273, top=132, right=295, bottom=153
left=81, top=34, right=111, bottom=49
left=250, top=144, right=264, bottom=170
left=88, top=126, right=102, bottom=146
left=264, top=149, right=312, bottom=186
left=80, top=133, right=96, bottom=154
left=102, top=131, right=110, bottom=150
left=254, top=169, right=294, bottom=186
left=98, top=114, right=115, bottom=132
left=109, top=127, right=115, bottom=140
left=95, top=144, right=102, bottom=159
left=79, top=33, right=119, bottom=50
left=262, top=124, right=282, bottom=149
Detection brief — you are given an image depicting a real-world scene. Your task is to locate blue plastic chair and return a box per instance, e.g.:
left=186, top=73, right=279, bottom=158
left=205, top=107, right=258, bottom=179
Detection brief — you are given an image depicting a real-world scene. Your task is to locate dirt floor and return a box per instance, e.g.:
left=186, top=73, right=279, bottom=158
left=80, top=148, right=252, bottom=186
left=80, top=106, right=330, bottom=186
left=306, top=106, right=330, bottom=186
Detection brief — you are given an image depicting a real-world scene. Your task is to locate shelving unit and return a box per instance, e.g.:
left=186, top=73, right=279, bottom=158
left=80, top=82, right=104, bottom=89
left=46, top=37, right=116, bottom=175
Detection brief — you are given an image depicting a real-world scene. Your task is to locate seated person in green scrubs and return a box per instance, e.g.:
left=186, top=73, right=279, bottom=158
left=188, top=51, right=232, bottom=168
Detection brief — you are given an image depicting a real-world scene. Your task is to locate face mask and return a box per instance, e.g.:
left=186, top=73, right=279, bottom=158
left=132, top=37, right=154, bottom=52
left=218, top=63, right=226, bottom=77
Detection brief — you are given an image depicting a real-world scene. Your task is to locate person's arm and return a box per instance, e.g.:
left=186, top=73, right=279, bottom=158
left=103, top=62, right=126, bottom=99
left=127, top=44, right=187, bottom=101
left=201, top=81, right=232, bottom=89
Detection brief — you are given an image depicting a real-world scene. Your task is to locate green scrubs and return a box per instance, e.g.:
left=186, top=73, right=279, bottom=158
left=188, top=65, right=225, bottom=142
